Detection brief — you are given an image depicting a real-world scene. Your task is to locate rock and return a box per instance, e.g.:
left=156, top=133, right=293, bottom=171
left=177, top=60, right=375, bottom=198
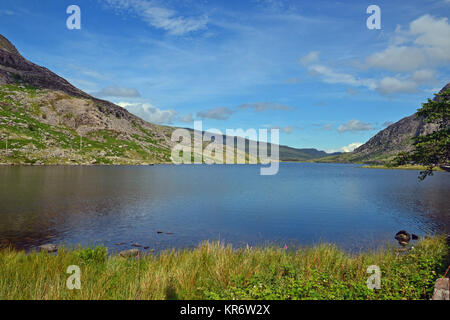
left=166, top=232, right=174, bottom=235
left=395, top=230, right=411, bottom=243
left=115, top=242, right=125, bottom=245
left=119, top=248, right=139, bottom=258
left=157, top=231, right=163, bottom=234
left=38, top=244, right=57, bottom=253
left=432, top=278, right=449, bottom=300
left=144, top=246, right=149, bottom=249
left=132, top=243, right=142, bottom=247
left=411, top=234, right=419, bottom=240
left=398, top=241, right=409, bottom=247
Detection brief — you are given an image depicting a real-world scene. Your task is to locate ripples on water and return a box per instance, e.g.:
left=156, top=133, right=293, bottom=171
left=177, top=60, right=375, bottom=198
left=0, top=163, right=448, bottom=253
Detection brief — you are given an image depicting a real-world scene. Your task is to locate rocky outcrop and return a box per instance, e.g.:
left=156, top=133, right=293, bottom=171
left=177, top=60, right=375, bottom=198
left=351, top=114, right=439, bottom=162
left=319, top=82, right=449, bottom=164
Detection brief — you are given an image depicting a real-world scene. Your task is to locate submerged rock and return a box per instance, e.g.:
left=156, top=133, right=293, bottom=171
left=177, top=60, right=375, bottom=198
left=411, top=234, right=419, bottom=240
left=39, top=244, right=58, bottom=253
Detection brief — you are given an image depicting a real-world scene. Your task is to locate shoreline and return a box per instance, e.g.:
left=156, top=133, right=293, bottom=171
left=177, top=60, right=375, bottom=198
left=360, top=164, right=445, bottom=172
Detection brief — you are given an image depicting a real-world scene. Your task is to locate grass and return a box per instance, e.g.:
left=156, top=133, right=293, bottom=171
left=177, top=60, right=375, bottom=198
left=0, top=236, right=448, bottom=300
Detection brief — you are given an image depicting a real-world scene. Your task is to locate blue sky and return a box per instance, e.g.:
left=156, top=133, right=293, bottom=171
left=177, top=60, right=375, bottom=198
left=1, top=0, right=449, bottom=152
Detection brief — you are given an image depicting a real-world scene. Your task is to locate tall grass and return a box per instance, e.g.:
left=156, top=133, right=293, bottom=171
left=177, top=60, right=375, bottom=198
left=0, top=236, right=448, bottom=300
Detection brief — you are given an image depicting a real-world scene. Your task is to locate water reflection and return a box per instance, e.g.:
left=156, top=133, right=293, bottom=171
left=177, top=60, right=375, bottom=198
left=0, top=164, right=448, bottom=252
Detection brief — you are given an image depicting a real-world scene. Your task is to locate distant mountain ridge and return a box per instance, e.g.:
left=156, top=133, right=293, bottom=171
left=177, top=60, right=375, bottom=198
left=0, top=34, right=333, bottom=164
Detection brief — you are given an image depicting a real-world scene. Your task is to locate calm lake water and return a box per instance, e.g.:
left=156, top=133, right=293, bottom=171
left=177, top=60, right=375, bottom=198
left=0, top=163, right=448, bottom=253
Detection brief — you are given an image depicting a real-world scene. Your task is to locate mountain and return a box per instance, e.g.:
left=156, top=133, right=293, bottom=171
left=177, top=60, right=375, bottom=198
left=0, top=35, right=333, bottom=165
left=317, top=83, right=449, bottom=164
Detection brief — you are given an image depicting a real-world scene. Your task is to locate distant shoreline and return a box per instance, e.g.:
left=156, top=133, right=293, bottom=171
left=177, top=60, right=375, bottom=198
left=360, top=164, right=445, bottom=172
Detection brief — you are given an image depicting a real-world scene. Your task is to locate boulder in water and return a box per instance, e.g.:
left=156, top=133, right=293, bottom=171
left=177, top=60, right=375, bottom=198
left=395, top=230, right=411, bottom=243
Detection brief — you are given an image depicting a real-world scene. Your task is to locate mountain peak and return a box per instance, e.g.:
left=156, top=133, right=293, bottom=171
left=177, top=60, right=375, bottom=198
left=0, top=34, right=20, bottom=55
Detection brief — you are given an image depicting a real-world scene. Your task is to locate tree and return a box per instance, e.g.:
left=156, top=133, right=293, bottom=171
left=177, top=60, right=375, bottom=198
left=393, top=89, right=450, bottom=180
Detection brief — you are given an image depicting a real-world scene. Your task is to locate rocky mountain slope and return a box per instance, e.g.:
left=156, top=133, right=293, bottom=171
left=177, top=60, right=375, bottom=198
left=0, top=34, right=334, bottom=165
left=0, top=35, right=178, bottom=165
left=317, top=83, right=449, bottom=164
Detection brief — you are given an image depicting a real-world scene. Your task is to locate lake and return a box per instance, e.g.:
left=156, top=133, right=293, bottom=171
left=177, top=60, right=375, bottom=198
left=0, top=163, right=448, bottom=253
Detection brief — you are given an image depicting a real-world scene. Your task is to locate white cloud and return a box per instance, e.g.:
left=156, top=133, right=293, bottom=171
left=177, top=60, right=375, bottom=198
left=305, top=15, right=448, bottom=95
left=118, top=102, right=178, bottom=123
left=238, top=102, right=292, bottom=112
left=366, top=15, right=450, bottom=72
left=326, top=142, right=363, bottom=153
left=366, top=46, right=426, bottom=72
left=412, top=69, right=436, bottom=83
left=104, top=0, right=208, bottom=35
left=93, top=85, right=141, bottom=98
left=337, top=120, right=373, bottom=133
left=300, top=51, right=319, bottom=65
left=197, top=106, right=234, bottom=120
left=308, top=65, right=377, bottom=90
left=410, top=15, right=450, bottom=63
left=377, top=77, right=418, bottom=95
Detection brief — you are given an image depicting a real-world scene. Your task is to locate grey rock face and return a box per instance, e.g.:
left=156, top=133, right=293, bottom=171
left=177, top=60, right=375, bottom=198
left=350, top=82, right=449, bottom=163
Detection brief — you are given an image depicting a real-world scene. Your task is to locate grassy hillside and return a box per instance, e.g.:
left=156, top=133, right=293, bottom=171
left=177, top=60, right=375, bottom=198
left=0, top=84, right=173, bottom=165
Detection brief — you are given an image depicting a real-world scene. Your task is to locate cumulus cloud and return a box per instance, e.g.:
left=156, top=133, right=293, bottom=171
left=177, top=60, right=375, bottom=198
left=366, top=15, right=450, bottom=71
left=337, top=120, right=373, bottom=133
left=411, top=69, right=436, bottom=83
left=366, top=46, right=426, bottom=72
left=377, top=77, right=418, bottom=95
left=327, top=142, right=363, bottom=153
left=93, top=85, right=141, bottom=98
left=305, top=15, right=448, bottom=95
left=238, top=102, right=292, bottom=112
left=104, top=0, right=208, bottom=35
left=118, top=102, right=178, bottom=123
left=197, top=107, right=234, bottom=120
